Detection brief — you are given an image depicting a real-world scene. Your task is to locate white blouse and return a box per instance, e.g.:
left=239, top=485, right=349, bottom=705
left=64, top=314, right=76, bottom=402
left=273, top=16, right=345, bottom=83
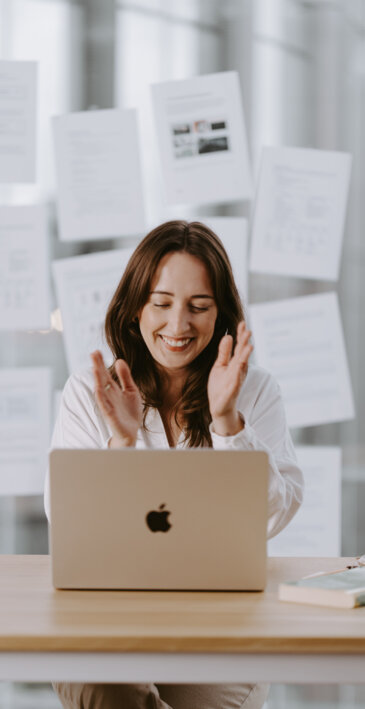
left=44, top=364, right=303, bottom=539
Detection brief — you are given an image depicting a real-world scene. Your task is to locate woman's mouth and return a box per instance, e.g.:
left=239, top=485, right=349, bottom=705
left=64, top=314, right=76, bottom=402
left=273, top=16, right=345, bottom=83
left=159, top=335, right=193, bottom=352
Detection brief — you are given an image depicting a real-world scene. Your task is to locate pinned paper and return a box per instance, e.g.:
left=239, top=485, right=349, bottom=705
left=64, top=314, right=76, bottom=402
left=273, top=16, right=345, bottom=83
left=0, top=206, right=50, bottom=331
left=52, top=248, right=134, bottom=373
left=0, top=368, right=51, bottom=495
left=0, top=61, right=37, bottom=183
left=152, top=71, right=253, bottom=206
left=53, top=109, right=145, bottom=241
left=269, top=446, right=342, bottom=556
left=249, top=293, right=355, bottom=428
left=249, top=147, right=352, bottom=281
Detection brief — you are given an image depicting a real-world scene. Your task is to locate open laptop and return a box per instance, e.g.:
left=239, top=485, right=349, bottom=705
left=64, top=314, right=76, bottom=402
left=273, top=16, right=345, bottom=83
left=49, top=449, right=268, bottom=591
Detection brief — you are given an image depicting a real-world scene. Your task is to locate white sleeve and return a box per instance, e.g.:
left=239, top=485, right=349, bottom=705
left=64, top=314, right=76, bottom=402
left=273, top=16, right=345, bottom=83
left=44, top=373, right=109, bottom=523
left=209, top=370, right=304, bottom=539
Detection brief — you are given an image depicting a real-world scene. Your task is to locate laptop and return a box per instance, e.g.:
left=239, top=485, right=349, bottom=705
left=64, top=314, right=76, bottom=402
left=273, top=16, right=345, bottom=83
left=49, top=449, right=268, bottom=591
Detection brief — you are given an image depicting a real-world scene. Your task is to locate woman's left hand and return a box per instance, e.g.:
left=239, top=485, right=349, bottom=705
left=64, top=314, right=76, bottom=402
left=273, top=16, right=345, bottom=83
left=207, top=321, right=253, bottom=435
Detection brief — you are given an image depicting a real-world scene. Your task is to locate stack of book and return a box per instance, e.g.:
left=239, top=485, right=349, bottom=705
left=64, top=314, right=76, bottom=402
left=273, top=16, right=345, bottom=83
left=279, top=560, right=365, bottom=609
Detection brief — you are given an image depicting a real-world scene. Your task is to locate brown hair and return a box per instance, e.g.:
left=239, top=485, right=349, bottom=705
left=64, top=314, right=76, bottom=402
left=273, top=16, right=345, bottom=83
left=105, top=220, right=244, bottom=447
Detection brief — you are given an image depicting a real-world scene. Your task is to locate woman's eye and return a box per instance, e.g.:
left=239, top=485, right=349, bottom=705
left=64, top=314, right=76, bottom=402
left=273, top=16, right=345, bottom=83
left=152, top=303, right=209, bottom=312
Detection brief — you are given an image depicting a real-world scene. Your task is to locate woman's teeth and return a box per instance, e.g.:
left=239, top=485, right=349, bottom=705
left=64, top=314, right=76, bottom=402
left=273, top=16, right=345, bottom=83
left=160, top=335, right=191, bottom=348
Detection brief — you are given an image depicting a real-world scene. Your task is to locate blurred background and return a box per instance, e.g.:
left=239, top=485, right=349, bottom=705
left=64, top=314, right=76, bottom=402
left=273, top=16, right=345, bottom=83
left=0, top=0, right=364, bottom=706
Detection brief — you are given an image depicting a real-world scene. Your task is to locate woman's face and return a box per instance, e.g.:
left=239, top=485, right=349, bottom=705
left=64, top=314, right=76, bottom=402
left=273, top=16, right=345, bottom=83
left=139, top=251, right=218, bottom=375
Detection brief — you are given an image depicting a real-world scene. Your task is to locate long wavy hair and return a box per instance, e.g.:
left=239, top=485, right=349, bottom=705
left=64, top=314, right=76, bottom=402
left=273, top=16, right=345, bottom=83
left=105, top=220, right=244, bottom=447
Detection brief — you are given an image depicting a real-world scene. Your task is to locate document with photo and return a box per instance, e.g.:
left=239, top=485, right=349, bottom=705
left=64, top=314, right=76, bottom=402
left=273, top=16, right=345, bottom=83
left=53, top=108, right=145, bottom=241
left=249, top=147, right=352, bottom=281
left=0, top=368, right=51, bottom=495
left=249, top=292, right=355, bottom=428
left=152, top=71, right=253, bottom=206
left=0, top=61, right=37, bottom=183
left=269, top=446, right=342, bottom=556
left=52, top=248, right=134, bottom=373
left=199, top=217, right=248, bottom=302
left=0, top=206, right=50, bottom=331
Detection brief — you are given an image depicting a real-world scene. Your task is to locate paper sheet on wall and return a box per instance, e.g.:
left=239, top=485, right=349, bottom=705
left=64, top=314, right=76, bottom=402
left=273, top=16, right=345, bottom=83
left=53, top=108, right=145, bottom=241
left=249, top=292, right=355, bottom=428
left=52, top=248, right=134, bottom=373
left=151, top=71, right=253, bottom=206
left=269, top=446, right=342, bottom=556
left=0, top=206, right=50, bottom=331
left=0, top=61, right=37, bottom=183
left=0, top=368, right=51, bottom=495
left=198, top=217, right=248, bottom=303
left=249, top=147, right=352, bottom=281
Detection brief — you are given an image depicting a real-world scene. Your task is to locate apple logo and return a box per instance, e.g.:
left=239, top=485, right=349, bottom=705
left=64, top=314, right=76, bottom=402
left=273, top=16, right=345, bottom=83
left=146, top=504, right=172, bottom=533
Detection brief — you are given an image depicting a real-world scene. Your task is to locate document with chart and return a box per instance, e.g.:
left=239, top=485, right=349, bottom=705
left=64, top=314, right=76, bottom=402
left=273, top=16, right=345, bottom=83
left=268, top=446, right=342, bottom=556
left=0, top=61, right=37, bottom=182
left=249, top=147, right=352, bottom=281
left=198, top=217, right=248, bottom=301
left=249, top=292, right=355, bottom=428
left=53, top=108, right=145, bottom=241
left=0, top=368, right=51, bottom=495
left=0, top=206, right=50, bottom=331
left=152, top=71, right=253, bottom=206
left=52, top=247, right=134, bottom=372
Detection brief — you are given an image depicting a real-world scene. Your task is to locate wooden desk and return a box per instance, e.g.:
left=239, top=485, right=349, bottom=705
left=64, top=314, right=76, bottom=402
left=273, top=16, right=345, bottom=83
left=1, top=555, right=365, bottom=684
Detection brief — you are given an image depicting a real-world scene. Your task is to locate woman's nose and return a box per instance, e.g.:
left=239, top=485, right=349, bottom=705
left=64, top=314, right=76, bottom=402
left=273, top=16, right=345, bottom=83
left=168, top=306, right=190, bottom=334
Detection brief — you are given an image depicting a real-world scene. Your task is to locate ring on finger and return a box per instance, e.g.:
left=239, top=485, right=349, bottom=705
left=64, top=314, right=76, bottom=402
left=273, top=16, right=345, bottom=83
left=104, top=383, right=111, bottom=391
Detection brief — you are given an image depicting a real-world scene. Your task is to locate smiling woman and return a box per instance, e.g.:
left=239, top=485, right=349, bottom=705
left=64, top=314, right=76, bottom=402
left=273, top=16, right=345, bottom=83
left=102, top=220, right=246, bottom=448
left=47, top=219, right=303, bottom=709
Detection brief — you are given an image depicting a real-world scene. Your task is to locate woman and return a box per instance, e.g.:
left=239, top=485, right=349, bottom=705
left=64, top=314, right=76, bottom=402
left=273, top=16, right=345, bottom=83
left=47, top=220, right=303, bottom=709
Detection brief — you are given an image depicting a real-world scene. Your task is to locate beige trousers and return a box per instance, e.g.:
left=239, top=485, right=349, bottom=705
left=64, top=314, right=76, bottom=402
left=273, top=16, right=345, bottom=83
left=53, top=682, right=269, bottom=709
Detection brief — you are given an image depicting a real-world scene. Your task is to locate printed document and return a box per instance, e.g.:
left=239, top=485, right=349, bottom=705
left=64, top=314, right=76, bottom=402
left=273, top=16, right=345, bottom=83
left=0, top=368, right=51, bottom=495
left=0, top=206, right=50, bottom=331
left=52, top=248, right=134, bottom=372
left=0, top=61, right=37, bottom=183
left=249, top=147, right=352, bottom=281
left=199, top=217, right=248, bottom=302
left=269, top=446, right=342, bottom=556
left=53, top=108, right=145, bottom=241
left=152, top=71, right=253, bottom=206
left=249, top=292, right=355, bottom=427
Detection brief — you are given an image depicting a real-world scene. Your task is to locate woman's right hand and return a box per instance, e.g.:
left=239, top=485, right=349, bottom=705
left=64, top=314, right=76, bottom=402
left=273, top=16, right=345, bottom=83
left=91, top=350, right=143, bottom=448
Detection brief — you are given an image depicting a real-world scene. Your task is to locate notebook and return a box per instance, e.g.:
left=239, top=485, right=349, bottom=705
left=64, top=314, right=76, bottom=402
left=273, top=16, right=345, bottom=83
left=279, top=565, right=365, bottom=608
left=49, top=448, right=268, bottom=591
